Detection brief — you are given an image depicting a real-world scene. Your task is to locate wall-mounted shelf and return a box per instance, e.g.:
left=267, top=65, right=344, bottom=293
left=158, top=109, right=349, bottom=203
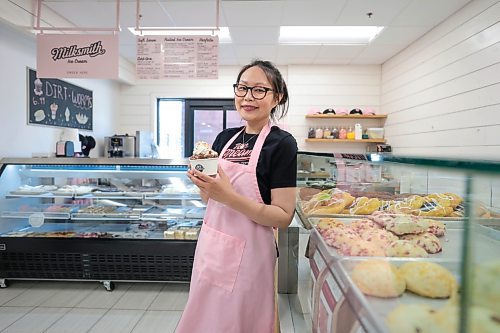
left=305, top=139, right=386, bottom=143
left=305, top=114, right=387, bottom=119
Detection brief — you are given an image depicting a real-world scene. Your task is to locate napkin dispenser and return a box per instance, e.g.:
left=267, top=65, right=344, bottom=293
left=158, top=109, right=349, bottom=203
left=56, top=141, right=74, bottom=157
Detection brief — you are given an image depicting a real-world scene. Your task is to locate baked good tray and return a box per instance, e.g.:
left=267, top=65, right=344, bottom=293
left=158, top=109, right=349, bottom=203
left=334, top=257, right=461, bottom=333
left=309, top=224, right=500, bottom=332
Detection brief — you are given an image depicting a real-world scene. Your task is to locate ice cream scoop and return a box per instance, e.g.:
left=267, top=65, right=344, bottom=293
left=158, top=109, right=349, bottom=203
left=191, top=141, right=218, bottom=159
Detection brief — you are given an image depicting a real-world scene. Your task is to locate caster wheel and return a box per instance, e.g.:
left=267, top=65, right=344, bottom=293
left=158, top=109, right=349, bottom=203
left=103, top=281, right=115, bottom=292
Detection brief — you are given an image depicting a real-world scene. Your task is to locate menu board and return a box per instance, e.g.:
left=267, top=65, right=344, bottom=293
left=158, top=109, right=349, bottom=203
left=27, top=68, right=93, bottom=130
left=136, top=35, right=218, bottom=79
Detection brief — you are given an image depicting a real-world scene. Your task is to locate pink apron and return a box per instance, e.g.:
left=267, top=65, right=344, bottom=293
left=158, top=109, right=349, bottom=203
left=176, top=123, right=276, bottom=333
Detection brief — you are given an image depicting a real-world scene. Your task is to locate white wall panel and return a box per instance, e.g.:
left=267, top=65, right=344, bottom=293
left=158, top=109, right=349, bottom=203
left=381, top=0, right=500, bottom=160
left=119, top=64, right=383, bottom=155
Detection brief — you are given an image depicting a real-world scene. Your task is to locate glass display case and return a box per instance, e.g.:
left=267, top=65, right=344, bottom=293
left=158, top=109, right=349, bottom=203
left=0, top=158, right=204, bottom=290
left=296, top=152, right=500, bottom=333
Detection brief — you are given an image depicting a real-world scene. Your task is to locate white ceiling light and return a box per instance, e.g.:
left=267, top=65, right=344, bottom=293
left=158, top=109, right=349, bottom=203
left=279, top=26, right=384, bottom=45
left=127, top=27, right=232, bottom=43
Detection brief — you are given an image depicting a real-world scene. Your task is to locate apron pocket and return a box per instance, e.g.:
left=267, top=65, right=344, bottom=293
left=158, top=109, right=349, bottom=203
left=195, top=223, right=246, bottom=293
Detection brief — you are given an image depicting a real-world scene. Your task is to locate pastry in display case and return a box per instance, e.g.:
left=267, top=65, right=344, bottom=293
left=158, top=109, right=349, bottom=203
left=0, top=158, right=205, bottom=290
left=296, top=152, right=500, bottom=333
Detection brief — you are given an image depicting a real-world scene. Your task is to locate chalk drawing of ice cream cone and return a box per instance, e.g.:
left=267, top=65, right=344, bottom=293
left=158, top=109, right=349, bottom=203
left=50, top=103, right=58, bottom=120
left=65, top=107, right=70, bottom=122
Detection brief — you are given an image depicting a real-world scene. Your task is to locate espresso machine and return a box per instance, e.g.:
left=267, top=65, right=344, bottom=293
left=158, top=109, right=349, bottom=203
left=105, top=134, right=136, bottom=157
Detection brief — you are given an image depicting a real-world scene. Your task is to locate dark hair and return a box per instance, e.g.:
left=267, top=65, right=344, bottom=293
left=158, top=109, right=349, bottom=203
left=235, top=59, right=289, bottom=121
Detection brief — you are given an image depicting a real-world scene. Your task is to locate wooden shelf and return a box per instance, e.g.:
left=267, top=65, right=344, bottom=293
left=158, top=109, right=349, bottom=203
left=305, top=138, right=386, bottom=143
left=305, top=114, right=387, bottom=119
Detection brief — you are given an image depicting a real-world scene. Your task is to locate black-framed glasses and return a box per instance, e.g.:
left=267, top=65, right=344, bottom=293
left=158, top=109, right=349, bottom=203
left=233, top=83, right=273, bottom=100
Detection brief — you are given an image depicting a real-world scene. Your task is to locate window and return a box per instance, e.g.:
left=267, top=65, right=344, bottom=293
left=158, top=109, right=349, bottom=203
left=157, top=98, right=240, bottom=158
left=157, top=99, right=185, bottom=159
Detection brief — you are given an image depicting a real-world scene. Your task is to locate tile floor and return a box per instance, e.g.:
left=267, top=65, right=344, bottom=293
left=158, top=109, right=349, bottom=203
left=0, top=232, right=312, bottom=333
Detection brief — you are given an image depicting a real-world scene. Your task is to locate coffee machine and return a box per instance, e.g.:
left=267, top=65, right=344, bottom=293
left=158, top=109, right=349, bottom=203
left=105, top=134, right=135, bottom=158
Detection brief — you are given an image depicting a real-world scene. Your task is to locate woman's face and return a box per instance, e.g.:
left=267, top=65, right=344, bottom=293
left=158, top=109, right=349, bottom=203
left=235, top=66, right=278, bottom=126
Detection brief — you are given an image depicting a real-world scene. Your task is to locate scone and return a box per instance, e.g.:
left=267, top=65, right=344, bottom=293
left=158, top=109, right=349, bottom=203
left=433, top=305, right=500, bottom=333
left=323, top=228, right=362, bottom=249
left=315, top=218, right=345, bottom=235
left=471, top=261, right=500, bottom=315
left=338, top=240, right=385, bottom=257
left=386, top=304, right=438, bottom=333
left=385, top=216, right=429, bottom=235
left=359, top=229, right=399, bottom=249
left=348, top=218, right=381, bottom=233
left=385, top=240, right=428, bottom=258
left=399, top=262, right=458, bottom=298
left=425, top=219, right=446, bottom=237
left=368, top=211, right=397, bottom=227
left=400, top=232, right=442, bottom=254
left=351, top=260, right=405, bottom=297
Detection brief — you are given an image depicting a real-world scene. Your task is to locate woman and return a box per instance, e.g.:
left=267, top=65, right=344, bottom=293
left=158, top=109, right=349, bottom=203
left=176, top=60, right=297, bottom=333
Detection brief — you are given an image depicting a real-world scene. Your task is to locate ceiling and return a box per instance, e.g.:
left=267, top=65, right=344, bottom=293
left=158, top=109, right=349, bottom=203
left=38, top=0, right=472, bottom=66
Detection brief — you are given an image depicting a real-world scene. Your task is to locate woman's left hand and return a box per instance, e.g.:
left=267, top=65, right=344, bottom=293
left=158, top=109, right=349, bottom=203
left=187, top=166, right=236, bottom=205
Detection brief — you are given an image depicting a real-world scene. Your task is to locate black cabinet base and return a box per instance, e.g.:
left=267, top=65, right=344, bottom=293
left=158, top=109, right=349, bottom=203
left=0, top=238, right=196, bottom=282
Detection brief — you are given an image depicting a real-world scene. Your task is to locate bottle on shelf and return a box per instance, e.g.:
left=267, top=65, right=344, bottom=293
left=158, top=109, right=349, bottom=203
left=354, top=123, right=363, bottom=140
left=346, top=125, right=355, bottom=140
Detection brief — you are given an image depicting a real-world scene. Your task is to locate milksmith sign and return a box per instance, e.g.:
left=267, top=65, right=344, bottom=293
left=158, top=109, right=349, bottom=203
left=37, top=34, right=118, bottom=79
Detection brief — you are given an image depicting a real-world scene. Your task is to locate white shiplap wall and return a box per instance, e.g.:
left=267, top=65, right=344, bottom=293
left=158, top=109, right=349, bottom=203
left=381, top=0, right=500, bottom=160
left=119, top=64, right=383, bottom=155
left=286, top=65, right=383, bottom=154
left=119, top=66, right=247, bottom=136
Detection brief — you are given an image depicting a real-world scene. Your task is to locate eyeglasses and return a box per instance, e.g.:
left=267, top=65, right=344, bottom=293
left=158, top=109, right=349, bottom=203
left=233, top=83, right=273, bottom=100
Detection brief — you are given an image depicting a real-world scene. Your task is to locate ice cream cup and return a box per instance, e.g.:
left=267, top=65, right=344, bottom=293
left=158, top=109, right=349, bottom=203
left=190, top=157, right=218, bottom=176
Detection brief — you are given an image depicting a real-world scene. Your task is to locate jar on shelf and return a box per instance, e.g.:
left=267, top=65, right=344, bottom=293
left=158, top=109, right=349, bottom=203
left=339, top=126, right=347, bottom=139
left=315, top=127, right=323, bottom=139
left=323, top=127, right=331, bottom=139
left=308, top=128, right=315, bottom=138
left=331, top=126, right=339, bottom=139
left=346, top=126, right=355, bottom=140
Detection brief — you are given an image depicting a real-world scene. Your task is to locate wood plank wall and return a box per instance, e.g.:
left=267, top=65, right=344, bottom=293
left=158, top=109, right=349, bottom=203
left=381, top=0, right=500, bottom=160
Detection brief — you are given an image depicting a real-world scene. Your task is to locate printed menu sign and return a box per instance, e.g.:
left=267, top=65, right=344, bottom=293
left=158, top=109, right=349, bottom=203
left=37, top=34, right=119, bottom=79
left=136, top=35, right=218, bottom=79
left=27, top=68, right=93, bottom=130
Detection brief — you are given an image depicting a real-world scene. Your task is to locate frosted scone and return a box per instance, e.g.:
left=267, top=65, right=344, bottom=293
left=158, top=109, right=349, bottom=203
left=425, top=219, right=446, bottom=237
left=385, top=240, right=428, bottom=258
left=385, top=215, right=429, bottom=235
left=401, top=232, right=442, bottom=254
left=351, top=260, right=405, bottom=297
left=189, top=141, right=218, bottom=175
left=400, top=262, right=458, bottom=298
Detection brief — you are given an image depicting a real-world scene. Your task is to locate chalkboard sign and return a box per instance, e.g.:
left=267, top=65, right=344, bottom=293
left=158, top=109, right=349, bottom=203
left=27, top=68, right=93, bottom=130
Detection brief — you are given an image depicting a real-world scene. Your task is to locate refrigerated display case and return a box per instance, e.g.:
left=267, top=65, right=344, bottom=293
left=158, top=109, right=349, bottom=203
left=0, top=158, right=205, bottom=290
left=296, top=152, right=500, bottom=333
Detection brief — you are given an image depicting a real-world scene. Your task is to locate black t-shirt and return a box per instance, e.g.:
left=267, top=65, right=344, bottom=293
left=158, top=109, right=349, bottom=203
left=212, top=126, right=297, bottom=205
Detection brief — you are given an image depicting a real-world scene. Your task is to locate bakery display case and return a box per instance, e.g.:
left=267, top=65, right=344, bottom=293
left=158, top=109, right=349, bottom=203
left=0, top=158, right=204, bottom=290
left=296, top=152, right=500, bottom=333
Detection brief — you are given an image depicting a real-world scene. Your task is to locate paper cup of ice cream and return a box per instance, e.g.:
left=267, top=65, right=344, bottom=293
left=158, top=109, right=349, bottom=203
left=190, top=141, right=218, bottom=175
left=190, top=157, right=218, bottom=176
